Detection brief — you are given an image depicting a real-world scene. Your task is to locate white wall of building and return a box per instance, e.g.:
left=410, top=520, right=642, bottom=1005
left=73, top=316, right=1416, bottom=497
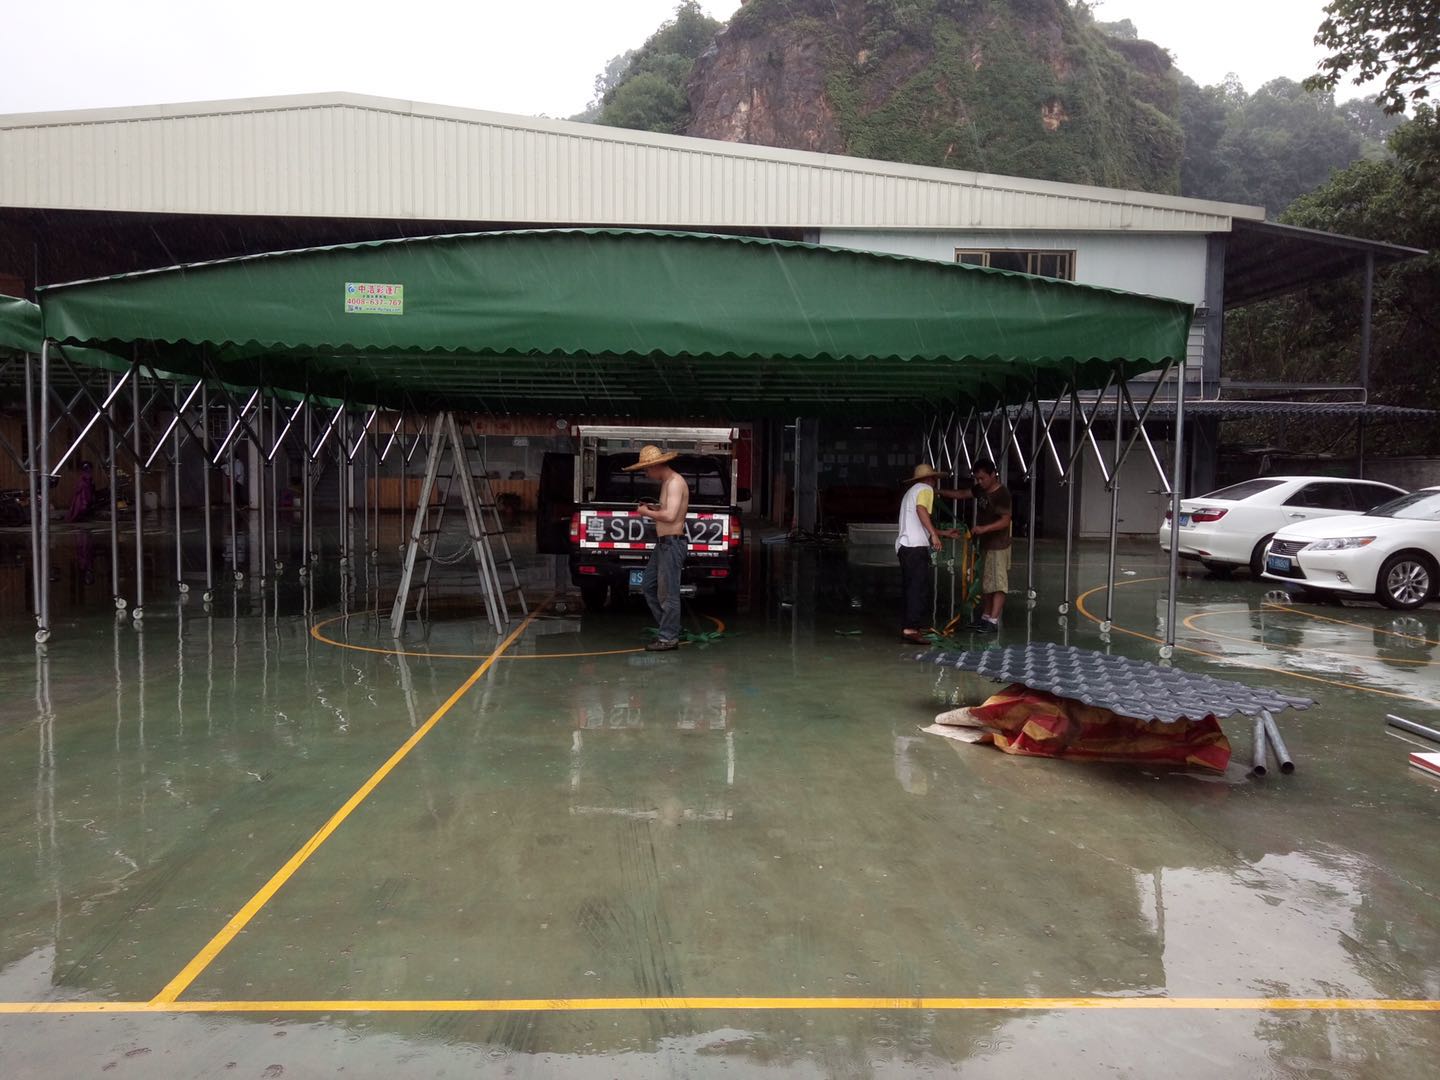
left=818, top=229, right=1210, bottom=305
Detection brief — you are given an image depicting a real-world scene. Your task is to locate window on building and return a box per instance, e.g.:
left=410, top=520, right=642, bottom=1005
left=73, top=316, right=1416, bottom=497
left=956, top=249, right=1075, bottom=280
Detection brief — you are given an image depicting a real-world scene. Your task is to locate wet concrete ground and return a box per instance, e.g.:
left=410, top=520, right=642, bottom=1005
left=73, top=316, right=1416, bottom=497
left=0, top=516, right=1437, bottom=1077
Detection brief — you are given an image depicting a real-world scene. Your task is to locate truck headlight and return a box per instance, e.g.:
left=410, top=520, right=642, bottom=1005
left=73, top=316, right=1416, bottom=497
left=1306, top=536, right=1375, bottom=551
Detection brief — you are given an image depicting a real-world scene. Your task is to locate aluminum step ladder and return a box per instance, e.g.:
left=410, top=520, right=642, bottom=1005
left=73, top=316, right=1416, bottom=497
left=388, top=412, right=528, bottom=637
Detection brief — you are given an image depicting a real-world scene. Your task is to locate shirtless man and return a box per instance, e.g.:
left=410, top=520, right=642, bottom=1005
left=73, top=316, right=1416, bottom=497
left=627, top=445, right=691, bottom=651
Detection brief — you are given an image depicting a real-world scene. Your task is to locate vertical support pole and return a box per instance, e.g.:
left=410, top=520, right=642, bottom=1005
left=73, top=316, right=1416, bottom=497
left=1102, top=365, right=1123, bottom=633
left=109, top=373, right=121, bottom=607
left=255, top=393, right=267, bottom=582
left=1357, top=251, right=1374, bottom=479
left=302, top=398, right=313, bottom=573
left=36, top=342, right=52, bottom=644
left=23, top=352, right=41, bottom=624
left=1026, top=395, right=1038, bottom=602
left=1162, top=358, right=1188, bottom=659
left=1059, top=383, right=1076, bottom=616
left=399, top=416, right=407, bottom=558
left=201, top=384, right=213, bottom=601
left=131, top=363, right=145, bottom=621
left=270, top=396, right=281, bottom=573
left=361, top=428, right=370, bottom=560
left=338, top=413, right=349, bottom=565
left=227, top=402, right=240, bottom=584
left=173, top=389, right=185, bottom=595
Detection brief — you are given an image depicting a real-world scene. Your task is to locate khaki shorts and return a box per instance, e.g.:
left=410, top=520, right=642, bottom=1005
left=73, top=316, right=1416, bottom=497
left=981, top=547, right=1011, bottom=594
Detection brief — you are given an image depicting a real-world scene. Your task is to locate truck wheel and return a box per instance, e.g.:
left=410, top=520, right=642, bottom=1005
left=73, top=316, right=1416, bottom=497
left=580, top=583, right=610, bottom=611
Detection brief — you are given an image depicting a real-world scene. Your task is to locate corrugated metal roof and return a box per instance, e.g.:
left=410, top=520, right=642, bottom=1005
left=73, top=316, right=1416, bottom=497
left=0, top=92, right=1265, bottom=232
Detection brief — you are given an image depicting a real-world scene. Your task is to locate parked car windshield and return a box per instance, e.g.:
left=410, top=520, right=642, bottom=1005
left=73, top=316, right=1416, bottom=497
left=1365, top=490, right=1440, bottom=520
left=1200, top=478, right=1286, bottom=502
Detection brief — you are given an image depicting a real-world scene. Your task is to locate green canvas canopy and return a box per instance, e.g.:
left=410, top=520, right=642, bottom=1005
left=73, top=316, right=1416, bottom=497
left=0, top=294, right=41, bottom=356
left=35, top=229, right=1194, bottom=419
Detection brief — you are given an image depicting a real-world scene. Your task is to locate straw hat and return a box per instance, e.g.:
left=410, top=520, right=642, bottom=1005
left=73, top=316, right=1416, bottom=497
left=622, top=444, right=680, bottom=472
left=902, top=463, right=948, bottom=484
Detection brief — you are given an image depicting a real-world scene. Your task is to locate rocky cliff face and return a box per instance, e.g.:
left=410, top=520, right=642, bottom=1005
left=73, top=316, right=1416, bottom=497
left=685, top=0, right=1182, bottom=193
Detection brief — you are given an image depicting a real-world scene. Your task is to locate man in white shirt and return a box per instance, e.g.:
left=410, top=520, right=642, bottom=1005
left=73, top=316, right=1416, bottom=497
left=896, top=463, right=961, bottom=642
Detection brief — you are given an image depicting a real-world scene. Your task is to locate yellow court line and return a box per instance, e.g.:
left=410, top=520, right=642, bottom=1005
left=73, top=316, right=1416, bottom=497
left=2, top=996, right=1437, bottom=1015
left=1261, top=601, right=1440, bottom=647
left=309, top=611, right=725, bottom=663
left=1073, top=580, right=1440, bottom=707
left=1183, top=610, right=1440, bottom=667
left=151, top=603, right=548, bottom=1005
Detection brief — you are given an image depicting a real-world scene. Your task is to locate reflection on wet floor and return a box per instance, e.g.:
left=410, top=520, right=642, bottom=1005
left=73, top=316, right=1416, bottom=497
left=0, top=525, right=1437, bottom=1077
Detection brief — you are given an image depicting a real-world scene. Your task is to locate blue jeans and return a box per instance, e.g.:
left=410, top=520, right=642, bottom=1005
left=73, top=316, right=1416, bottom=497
left=643, top=535, right=686, bottom=643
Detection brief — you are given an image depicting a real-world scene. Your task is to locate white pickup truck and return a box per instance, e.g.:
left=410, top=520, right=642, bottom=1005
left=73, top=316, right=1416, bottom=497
left=537, top=426, right=744, bottom=610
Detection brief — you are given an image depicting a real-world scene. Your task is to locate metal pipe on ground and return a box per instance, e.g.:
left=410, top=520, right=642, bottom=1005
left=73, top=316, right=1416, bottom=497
left=1386, top=714, right=1440, bottom=745
left=1262, top=711, right=1294, bottom=774
left=1251, top=716, right=1268, bottom=778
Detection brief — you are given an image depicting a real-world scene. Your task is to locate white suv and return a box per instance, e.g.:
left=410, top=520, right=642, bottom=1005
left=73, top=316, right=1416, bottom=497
left=1158, top=476, right=1407, bottom=578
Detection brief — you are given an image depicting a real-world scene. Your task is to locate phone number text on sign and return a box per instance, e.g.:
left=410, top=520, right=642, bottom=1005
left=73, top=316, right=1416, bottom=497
left=344, top=282, right=404, bottom=315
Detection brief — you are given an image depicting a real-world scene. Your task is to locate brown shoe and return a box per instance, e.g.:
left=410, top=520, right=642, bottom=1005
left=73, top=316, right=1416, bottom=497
left=645, top=639, right=680, bottom=652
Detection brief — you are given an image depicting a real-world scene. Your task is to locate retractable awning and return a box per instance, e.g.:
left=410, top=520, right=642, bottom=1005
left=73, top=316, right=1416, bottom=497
left=35, top=228, right=1195, bottom=419
left=0, top=293, right=40, bottom=355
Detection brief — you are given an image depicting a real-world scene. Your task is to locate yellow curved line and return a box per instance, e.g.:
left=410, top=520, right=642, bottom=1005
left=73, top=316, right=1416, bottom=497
left=2, top=996, right=1437, bottom=1014
left=309, top=611, right=726, bottom=662
left=1073, top=580, right=1440, bottom=707
left=1183, top=609, right=1440, bottom=667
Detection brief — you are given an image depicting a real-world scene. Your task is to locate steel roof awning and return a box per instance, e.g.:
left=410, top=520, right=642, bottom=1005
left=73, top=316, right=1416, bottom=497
left=1224, top=220, right=1427, bottom=309
left=34, top=228, right=1194, bottom=421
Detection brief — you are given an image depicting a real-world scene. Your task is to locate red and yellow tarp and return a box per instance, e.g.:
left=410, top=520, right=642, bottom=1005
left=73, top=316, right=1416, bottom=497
left=966, top=685, right=1232, bottom=772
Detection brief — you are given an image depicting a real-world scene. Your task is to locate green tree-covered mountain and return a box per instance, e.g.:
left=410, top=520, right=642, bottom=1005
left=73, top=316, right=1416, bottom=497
left=582, top=1, right=1399, bottom=213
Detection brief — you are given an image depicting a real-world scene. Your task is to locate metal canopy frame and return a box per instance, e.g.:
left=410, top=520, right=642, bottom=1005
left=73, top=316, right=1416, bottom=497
left=918, top=356, right=1190, bottom=656
left=14, top=230, right=1200, bottom=646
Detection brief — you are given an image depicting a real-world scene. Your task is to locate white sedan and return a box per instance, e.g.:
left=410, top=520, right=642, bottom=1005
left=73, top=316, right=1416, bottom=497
left=1261, top=487, right=1440, bottom=609
left=1158, top=476, right=1407, bottom=578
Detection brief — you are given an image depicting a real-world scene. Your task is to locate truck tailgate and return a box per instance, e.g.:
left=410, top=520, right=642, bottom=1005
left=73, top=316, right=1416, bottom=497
left=576, top=509, right=733, bottom=553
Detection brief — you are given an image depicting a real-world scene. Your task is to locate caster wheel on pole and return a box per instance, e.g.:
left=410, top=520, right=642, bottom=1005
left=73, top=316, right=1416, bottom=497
left=298, top=567, right=308, bottom=579
left=34, top=628, right=50, bottom=645
left=1058, top=602, right=1070, bottom=615
left=115, top=596, right=127, bottom=611
left=276, top=561, right=285, bottom=571
left=234, top=571, right=245, bottom=583
left=178, top=582, right=190, bottom=594
left=1099, top=619, right=1113, bottom=634
left=1158, top=644, right=1175, bottom=660
left=132, top=608, right=144, bottom=622
left=202, top=591, right=214, bottom=603
left=1027, top=589, right=1037, bottom=601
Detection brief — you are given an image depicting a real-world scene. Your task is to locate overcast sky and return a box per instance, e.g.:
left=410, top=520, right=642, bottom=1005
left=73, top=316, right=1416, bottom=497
left=0, top=0, right=1375, bottom=119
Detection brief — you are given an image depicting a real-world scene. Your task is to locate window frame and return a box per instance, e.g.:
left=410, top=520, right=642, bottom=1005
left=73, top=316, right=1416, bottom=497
left=955, top=248, right=1077, bottom=281
left=1284, top=482, right=1354, bottom=512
